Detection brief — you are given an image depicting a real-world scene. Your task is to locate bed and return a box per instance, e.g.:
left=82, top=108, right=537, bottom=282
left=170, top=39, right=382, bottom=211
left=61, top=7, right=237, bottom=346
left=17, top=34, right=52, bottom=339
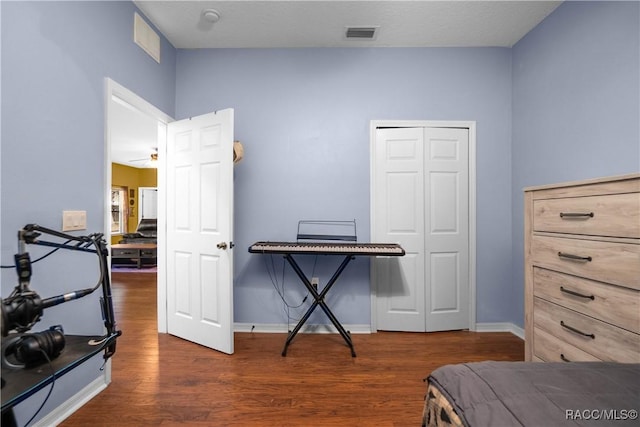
left=422, top=361, right=640, bottom=426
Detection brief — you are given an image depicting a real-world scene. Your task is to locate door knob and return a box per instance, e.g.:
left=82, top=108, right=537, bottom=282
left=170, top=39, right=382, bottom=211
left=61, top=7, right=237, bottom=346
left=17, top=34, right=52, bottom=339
left=217, top=242, right=228, bottom=250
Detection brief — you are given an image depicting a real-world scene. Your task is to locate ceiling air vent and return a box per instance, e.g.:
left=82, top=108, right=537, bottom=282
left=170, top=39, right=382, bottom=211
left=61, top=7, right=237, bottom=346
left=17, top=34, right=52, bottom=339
left=345, top=27, right=378, bottom=40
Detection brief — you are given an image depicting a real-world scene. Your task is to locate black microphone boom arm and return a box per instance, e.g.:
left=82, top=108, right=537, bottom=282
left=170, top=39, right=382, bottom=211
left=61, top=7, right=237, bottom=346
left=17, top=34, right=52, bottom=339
left=1, top=224, right=121, bottom=360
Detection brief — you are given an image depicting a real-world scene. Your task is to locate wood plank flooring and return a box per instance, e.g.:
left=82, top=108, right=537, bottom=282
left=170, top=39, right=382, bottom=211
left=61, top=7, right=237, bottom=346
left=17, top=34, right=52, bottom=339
left=61, top=272, right=524, bottom=426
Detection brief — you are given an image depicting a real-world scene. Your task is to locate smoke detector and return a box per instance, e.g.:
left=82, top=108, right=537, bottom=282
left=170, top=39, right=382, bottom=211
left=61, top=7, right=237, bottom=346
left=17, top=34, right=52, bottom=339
left=202, top=9, right=221, bottom=23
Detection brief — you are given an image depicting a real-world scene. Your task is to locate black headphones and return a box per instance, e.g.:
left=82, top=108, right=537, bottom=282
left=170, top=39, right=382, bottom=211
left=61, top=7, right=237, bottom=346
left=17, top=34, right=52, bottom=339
left=2, top=325, right=65, bottom=369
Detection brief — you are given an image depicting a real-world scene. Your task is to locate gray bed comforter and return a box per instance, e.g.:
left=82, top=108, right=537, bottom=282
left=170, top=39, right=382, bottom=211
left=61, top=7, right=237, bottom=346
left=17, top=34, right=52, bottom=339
left=428, top=361, right=640, bottom=426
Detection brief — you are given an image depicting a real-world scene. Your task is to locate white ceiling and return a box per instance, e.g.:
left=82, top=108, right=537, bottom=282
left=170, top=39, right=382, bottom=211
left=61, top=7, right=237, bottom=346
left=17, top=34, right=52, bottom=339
left=114, top=0, right=562, bottom=168
left=133, top=1, right=562, bottom=49
left=110, top=96, right=159, bottom=168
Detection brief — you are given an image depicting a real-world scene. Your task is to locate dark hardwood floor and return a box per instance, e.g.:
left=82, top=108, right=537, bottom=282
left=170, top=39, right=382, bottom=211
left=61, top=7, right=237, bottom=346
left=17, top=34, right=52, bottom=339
left=61, top=272, right=523, bottom=426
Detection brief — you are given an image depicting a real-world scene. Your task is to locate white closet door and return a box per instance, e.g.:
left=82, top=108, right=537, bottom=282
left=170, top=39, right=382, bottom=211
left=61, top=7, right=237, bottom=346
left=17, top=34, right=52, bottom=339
left=373, top=126, right=469, bottom=332
left=373, top=127, right=426, bottom=332
left=424, top=127, right=469, bottom=331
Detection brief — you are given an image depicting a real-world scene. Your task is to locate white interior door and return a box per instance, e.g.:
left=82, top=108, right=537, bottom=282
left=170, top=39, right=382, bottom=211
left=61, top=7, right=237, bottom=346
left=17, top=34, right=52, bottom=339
left=165, top=109, right=234, bottom=354
left=139, top=187, right=158, bottom=219
left=373, top=128, right=426, bottom=332
left=372, top=125, right=470, bottom=332
left=424, top=127, right=469, bottom=331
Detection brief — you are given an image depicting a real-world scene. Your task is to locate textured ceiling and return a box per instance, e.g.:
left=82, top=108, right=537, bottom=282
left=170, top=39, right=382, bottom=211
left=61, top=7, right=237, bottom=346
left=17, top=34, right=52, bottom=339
left=133, top=1, right=562, bottom=49
left=115, top=1, right=562, bottom=168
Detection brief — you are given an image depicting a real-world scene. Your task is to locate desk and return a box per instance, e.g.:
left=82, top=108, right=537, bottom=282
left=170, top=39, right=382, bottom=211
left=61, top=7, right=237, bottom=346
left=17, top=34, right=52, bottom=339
left=1, top=333, right=120, bottom=424
left=111, top=243, right=157, bottom=268
left=249, top=241, right=405, bottom=356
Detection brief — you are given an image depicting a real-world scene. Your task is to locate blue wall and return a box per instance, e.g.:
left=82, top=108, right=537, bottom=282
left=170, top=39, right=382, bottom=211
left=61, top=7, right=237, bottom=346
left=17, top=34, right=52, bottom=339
left=176, top=1, right=639, bottom=331
left=176, top=47, right=514, bottom=327
left=1, top=1, right=175, bottom=424
left=510, top=1, right=640, bottom=326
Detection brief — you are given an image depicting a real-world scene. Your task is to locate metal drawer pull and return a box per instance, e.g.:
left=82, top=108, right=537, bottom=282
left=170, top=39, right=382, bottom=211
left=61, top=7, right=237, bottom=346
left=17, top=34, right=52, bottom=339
left=560, top=286, right=595, bottom=300
left=558, top=252, right=592, bottom=262
left=559, top=212, right=594, bottom=218
left=560, top=353, right=571, bottom=362
left=560, top=320, right=595, bottom=339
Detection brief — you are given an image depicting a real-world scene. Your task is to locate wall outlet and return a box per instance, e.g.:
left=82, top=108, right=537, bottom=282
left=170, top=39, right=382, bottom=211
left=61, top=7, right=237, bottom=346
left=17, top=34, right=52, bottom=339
left=311, top=277, right=319, bottom=291
left=62, top=210, right=87, bottom=231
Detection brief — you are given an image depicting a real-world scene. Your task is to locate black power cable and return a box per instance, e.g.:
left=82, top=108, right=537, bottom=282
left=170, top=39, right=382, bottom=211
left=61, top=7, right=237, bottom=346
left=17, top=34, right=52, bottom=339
left=1, top=240, right=75, bottom=269
left=23, top=349, right=55, bottom=427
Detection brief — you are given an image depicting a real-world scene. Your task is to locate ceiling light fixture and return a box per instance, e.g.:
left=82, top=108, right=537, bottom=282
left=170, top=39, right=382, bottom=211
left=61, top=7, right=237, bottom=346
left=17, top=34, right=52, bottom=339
left=202, top=9, right=221, bottom=24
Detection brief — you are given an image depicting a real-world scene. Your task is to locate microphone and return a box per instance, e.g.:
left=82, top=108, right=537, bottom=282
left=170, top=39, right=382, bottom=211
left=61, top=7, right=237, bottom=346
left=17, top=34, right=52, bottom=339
left=1, top=292, right=43, bottom=336
left=1, top=289, right=94, bottom=336
left=41, top=289, right=94, bottom=309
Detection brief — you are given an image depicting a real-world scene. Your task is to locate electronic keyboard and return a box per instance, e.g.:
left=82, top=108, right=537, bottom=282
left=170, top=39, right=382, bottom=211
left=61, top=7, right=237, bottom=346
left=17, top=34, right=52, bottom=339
left=249, top=241, right=405, bottom=256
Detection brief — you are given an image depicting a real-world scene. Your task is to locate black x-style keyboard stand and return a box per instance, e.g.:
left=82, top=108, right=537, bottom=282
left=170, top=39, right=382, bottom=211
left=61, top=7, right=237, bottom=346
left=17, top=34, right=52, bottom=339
left=249, top=225, right=405, bottom=358
left=282, top=253, right=357, bottom=357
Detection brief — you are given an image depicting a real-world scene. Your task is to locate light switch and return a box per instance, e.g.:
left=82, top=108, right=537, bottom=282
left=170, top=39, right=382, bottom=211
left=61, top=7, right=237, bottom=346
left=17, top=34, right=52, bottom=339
left=62, top=210, right=87, bottom=231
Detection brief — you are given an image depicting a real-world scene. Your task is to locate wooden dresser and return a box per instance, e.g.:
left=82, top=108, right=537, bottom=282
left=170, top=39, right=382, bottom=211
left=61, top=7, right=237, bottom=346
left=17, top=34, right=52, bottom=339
left=524, top=173, right=640, bottom=363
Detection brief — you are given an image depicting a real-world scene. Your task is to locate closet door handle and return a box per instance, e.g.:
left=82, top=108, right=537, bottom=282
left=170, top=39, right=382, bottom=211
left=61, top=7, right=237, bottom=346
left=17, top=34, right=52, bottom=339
left=558, top=252, right=592, bottom=262
left=560, top=286, right=595, bottom=300
left=559, top=212, right=594, bottom=219
left=560, top=320, right=595, bottom=339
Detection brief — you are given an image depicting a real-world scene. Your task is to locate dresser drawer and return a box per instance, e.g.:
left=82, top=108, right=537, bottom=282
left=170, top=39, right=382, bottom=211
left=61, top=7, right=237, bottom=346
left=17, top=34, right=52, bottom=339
left=533, top=267, right=640, bottom=333
left=531, top=235, right=640, bottom=289
left=534, top=298, right=640, bottom=362
left=533, top=326, right=600, bottom=362
left=533, top=193, right=640, bottom=238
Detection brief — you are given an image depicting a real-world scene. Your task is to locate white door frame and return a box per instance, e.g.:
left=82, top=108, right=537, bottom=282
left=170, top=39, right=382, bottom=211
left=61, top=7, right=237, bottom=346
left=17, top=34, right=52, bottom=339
left=104, top=78, right=172, bottom=335
left=369, top=120, right=477, bottom=332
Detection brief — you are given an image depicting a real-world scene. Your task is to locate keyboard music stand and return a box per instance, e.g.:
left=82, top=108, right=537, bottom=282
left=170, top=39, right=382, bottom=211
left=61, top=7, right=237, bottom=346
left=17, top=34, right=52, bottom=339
left=249, top=220, right=405, bottom=357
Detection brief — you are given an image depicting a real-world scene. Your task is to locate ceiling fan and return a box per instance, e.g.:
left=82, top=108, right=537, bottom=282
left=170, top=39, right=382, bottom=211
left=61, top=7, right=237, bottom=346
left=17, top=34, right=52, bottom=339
left=129, top=148, right=158, bottom=168
left=125, top=142, right=244, bottom=167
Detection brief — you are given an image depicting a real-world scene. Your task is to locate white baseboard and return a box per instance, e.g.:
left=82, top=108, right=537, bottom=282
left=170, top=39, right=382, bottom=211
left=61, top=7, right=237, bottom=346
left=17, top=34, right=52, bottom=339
left=33, top=374, right=108, bottom=427
left=234, top=322, right=371, bottom=334
left=236, top=322, right=524, bottom=339
left=475, top=322, right=524, bottom=340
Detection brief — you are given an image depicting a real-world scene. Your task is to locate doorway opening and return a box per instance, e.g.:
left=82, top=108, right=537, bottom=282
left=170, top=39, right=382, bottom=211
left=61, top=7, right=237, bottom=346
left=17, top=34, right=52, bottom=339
left=105, top=78, right=172, bottom=333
